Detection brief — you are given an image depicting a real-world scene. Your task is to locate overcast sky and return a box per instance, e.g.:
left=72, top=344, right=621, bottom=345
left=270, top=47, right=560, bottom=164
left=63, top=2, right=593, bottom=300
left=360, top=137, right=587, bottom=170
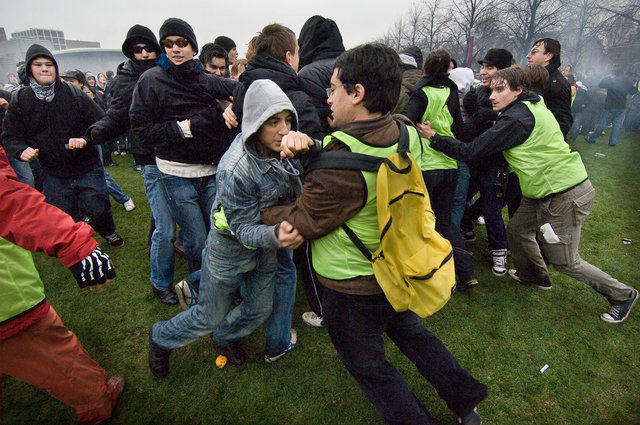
left=3, top=0, right=416, bottom=56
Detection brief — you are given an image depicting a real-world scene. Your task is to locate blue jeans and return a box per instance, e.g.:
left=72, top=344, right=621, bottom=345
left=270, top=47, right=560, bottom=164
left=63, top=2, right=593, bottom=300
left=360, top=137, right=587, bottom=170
left=321, top=287, right=487, bottom=424
left=265, top=248, right=297, bottom=357
left=587, top=108, right=626, bottom=146
left=96, top=145, right=130, bottom=204
left=159, top=172, right=216, bottom=273
left=451, top=162, right=470, bottom=232
left=8, top=156, right=35, bottom=188
left=42, top=168, right=115, bottom=238
left=568, top=111, right=585, bottom=140
left=422, top=169, right=475, bottom=283
left=141, top=165, right=176, bottom=289
left=152, top=231, right=277, bottom=350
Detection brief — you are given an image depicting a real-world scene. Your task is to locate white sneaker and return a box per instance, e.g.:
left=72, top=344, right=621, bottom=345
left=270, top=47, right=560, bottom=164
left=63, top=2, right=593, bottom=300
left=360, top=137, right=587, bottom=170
left=123, top=199, right=135, bottom=211
left=491, top=249, right=507, bottom=276
left=474, top=216, right=485, bottom=226
left=302, top=311, right=323, bottom=328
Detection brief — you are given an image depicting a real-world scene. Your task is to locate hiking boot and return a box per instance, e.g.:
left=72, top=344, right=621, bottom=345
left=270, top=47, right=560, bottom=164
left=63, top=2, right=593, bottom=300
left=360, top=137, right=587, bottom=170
left=458, top=407, right=482, bottom=425
left=105, top=232, right=124, bottom=248
left=491, top=249, right=508, bottom=276
left=265, top=329, right=297, bottom=363
left=174, top=279, right=198, bottom=310
left=223, top=340, right=246, bottom=366
left=600, top=289, right=638, bottom=323
left=508, top=269, right=552, bottom=290
left=302, top=311, right=323, bottom=328
left=457, top=278, right=479, bottom=292
left=152, top=286, right=179, bottom=305
left=148, top=330, right=171, bottom=378
left=123, top=199, right=135, bottom=211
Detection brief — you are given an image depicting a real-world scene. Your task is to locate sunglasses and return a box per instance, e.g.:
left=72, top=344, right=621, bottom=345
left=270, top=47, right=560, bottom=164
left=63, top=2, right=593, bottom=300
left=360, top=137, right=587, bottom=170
left=132, top=44, right=154, bottom=54
left=161, top=38, right=190, bottom=49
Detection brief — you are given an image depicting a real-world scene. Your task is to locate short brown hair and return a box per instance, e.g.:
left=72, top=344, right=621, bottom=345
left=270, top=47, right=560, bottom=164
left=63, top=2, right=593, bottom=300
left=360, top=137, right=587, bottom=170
left=252, top=23, right=297, bottom=61
left=524, top=64, right=548, bottom=93
left=422, top=48, right=451, bottom=75
left=491, top=67, right=531, bottom=95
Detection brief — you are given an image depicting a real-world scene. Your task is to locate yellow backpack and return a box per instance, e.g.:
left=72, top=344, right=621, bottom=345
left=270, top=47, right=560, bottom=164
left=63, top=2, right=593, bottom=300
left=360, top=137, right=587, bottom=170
left=309, top=121, right=456, bottom=317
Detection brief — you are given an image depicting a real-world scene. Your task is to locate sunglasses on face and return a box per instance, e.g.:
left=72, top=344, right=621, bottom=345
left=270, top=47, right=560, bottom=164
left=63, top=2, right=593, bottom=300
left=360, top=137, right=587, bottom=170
left=161, top=38, right=190, bottom=49
left=132, top=44, right=154, bottom=54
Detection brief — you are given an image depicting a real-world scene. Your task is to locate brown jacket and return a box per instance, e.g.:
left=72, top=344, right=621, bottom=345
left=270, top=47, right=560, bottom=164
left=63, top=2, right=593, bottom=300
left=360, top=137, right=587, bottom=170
left=262, top=113, right=411, bottom=295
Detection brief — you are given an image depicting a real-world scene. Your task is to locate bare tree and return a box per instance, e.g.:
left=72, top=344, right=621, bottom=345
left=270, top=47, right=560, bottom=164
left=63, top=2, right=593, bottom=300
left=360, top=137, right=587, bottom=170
left=499, top=0, right=565, bottom=63
left=560, top=0, right=608, bottom=70
left=444, top=0, right=498, bottom=66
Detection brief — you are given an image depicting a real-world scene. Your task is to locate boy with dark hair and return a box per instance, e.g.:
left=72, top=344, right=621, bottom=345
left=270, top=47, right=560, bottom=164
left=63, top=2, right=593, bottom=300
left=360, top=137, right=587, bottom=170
left=262, top=43, right=488, bottom=425
left=199, top=43, right=229, bottom=77
left=420, top=67, right=638, bottom=324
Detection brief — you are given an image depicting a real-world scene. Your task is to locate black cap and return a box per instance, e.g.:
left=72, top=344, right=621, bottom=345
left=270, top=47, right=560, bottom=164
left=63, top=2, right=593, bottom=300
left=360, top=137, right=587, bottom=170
left=401, top=46, right=423, bottom=69
left=122, top=24, right=162, bottom=59
left=478, top=48, right=513, bottom=70
left=214, top=36, right=236, bottom=54
left=25, top=44, right=58, bottom=77
left=62, top=69, right=86, bottom=85
left=159, top=18, right=198, bottom=53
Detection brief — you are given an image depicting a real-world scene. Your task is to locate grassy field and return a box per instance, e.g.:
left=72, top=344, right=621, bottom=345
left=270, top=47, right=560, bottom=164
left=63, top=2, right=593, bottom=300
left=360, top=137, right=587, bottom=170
left=3, top=129, right=639, bottom=425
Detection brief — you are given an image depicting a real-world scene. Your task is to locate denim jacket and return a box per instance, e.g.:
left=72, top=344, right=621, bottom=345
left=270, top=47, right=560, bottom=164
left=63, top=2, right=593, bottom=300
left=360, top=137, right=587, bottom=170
left=214, top=79, right=303, bottom=249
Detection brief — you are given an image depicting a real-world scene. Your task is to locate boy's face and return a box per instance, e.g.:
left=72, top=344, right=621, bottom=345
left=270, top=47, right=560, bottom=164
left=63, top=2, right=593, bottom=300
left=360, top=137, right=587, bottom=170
left=479, top=63, right=498, bottom=86
left=257, top=110, right=293, bottom=153
left=489, top=77, right=522, bottom=111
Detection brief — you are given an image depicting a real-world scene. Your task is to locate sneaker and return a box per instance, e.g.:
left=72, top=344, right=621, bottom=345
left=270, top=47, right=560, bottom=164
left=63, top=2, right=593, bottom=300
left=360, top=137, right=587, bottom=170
left=458, top=407, right=482, bottom=425
left=600, top=289, right=639, bottom=323
left=105, top=232, right=124, bottom=248
left=152, top=286, right=179, bottom=305
left=106, top=374, right=125, bottom=407
left=464, top=231, right=476, bottom=242
left=149, top=330, right=171, bottom=378
left=174, top=279, right=198, bottom=310
left=223, top=340, right=246, bottom=366
left=302, top=311, right=323, bottom=328
left=490, top=249, right=508, bottom=276
left=123, top=199, right=135, bottom=211
left=265, top=329, right=297, bottom=363
left=120, top=151, right=127, bottom=156
left=457, top=278, right=479, bottom=292
left=508, top=269, right=552, bottom=290
left=474, top=216, right=485, bottom=226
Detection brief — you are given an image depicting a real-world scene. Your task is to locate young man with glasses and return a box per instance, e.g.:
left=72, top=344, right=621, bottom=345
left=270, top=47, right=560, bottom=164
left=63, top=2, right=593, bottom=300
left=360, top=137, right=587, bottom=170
left=130, top=18, right=238, bottom=302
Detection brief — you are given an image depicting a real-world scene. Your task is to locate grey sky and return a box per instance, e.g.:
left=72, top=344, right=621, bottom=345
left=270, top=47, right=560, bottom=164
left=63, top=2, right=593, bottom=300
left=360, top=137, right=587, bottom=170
left=3, top=0, right=415, bottom=56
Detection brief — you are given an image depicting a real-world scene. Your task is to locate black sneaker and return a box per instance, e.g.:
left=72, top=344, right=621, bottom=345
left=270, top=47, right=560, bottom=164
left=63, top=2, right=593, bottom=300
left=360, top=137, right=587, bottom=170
left=508, top=269, right=552, bottom=290
left=600, top=289, right=639, bottom=323
left=223, top=340, right=246, bottom=366
left=458, top=407, right=482, bottom=425
left=149, top=330, right=171, bottom=378
left=152, top=286, right=179, bottom=305
left=105, top=232, right=124, bottom=248
left=457, top=278, right=479, bottom=292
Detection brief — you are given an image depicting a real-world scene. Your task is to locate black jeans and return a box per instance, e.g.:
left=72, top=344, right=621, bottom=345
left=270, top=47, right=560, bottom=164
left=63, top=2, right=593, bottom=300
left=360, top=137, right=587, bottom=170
left=321, top=287, right=487, bottom=425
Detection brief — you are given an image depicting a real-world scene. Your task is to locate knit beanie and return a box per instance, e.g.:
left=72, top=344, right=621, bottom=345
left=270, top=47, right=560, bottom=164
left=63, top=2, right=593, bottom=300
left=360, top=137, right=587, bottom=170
left=401, top=46, right=423, bottom=70
left=25, top=44, right=59, bottom=77
left=159, top=18, right=198, bottom=53
left=214, top=36, right=236, bottom=54
left=122, top=24, right=162, bottom=59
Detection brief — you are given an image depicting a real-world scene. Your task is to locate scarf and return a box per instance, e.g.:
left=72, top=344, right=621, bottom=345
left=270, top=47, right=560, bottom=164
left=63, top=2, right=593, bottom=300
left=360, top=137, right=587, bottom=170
left=29, top=77, right=55, bottom=102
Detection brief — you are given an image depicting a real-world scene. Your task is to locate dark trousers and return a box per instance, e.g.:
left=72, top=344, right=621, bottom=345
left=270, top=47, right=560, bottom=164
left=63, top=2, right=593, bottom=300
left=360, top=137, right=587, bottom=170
left=423, top=169, right=474, bottom=282
left=321, top=287, right=487, bottom=424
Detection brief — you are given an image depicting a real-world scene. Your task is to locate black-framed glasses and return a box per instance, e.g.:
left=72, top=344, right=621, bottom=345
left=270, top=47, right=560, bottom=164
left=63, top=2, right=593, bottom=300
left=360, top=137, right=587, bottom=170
left=132, top=44, right=154, bottom=54
left=161, top=38, right=190, bottom=49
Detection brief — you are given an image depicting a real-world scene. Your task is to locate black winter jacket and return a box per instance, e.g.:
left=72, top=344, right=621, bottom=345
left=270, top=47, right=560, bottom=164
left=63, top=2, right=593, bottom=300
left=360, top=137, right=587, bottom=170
left=543, top=64, right=573, bottom=137
left=599, top=75, right=635, bottom=110
left=89, top=58, right=157, bottom=164
left=231, top=53, right=323, bottom=141
left=2, top=80, right=104, bottom=178
left=129, top=56, right=238, bottom=166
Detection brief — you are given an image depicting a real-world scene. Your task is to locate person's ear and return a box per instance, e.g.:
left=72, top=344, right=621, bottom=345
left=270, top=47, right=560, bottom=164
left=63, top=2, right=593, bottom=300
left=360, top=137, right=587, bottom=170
left=352, top=83, right=366, bottom=105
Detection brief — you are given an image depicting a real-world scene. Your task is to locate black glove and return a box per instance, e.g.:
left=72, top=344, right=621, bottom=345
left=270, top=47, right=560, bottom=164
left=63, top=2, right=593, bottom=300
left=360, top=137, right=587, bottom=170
left=472, top=108, right=499, bottom=127
left=69, top=247, right=116, bottom=288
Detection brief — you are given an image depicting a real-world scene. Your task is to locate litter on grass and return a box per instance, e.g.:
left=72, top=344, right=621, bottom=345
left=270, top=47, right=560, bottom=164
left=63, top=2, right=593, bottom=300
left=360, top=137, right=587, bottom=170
left=540, top=364, right=549, bottom=373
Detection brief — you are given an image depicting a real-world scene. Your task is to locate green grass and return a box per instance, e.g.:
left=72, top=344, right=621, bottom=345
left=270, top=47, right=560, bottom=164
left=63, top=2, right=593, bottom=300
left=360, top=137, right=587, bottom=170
left=4, top=129, right=640, bottom=425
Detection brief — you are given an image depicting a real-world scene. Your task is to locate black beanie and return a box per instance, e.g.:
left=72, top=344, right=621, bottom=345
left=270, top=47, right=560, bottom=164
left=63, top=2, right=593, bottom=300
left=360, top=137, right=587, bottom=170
left=25, top=44, right=59, bottom=77
left=213, top=36, right=235, bottom=54
left=159, top=18, right=198, bottom=53
left=122, top=24, right=162, bottom=59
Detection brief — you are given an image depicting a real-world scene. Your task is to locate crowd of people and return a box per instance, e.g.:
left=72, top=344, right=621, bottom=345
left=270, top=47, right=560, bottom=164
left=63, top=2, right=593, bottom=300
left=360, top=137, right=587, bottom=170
left=1, top=14, right=639, bottom=425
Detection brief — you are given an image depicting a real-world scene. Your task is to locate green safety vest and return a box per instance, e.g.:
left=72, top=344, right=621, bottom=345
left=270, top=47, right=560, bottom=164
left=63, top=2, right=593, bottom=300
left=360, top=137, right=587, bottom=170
left=419, top=86, right=458, bottom=171
left=311, top=126, right=423, bottom=280
left=502, top=100, right=588, bottom=199
left=0, top=238, right=46, bottom=323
